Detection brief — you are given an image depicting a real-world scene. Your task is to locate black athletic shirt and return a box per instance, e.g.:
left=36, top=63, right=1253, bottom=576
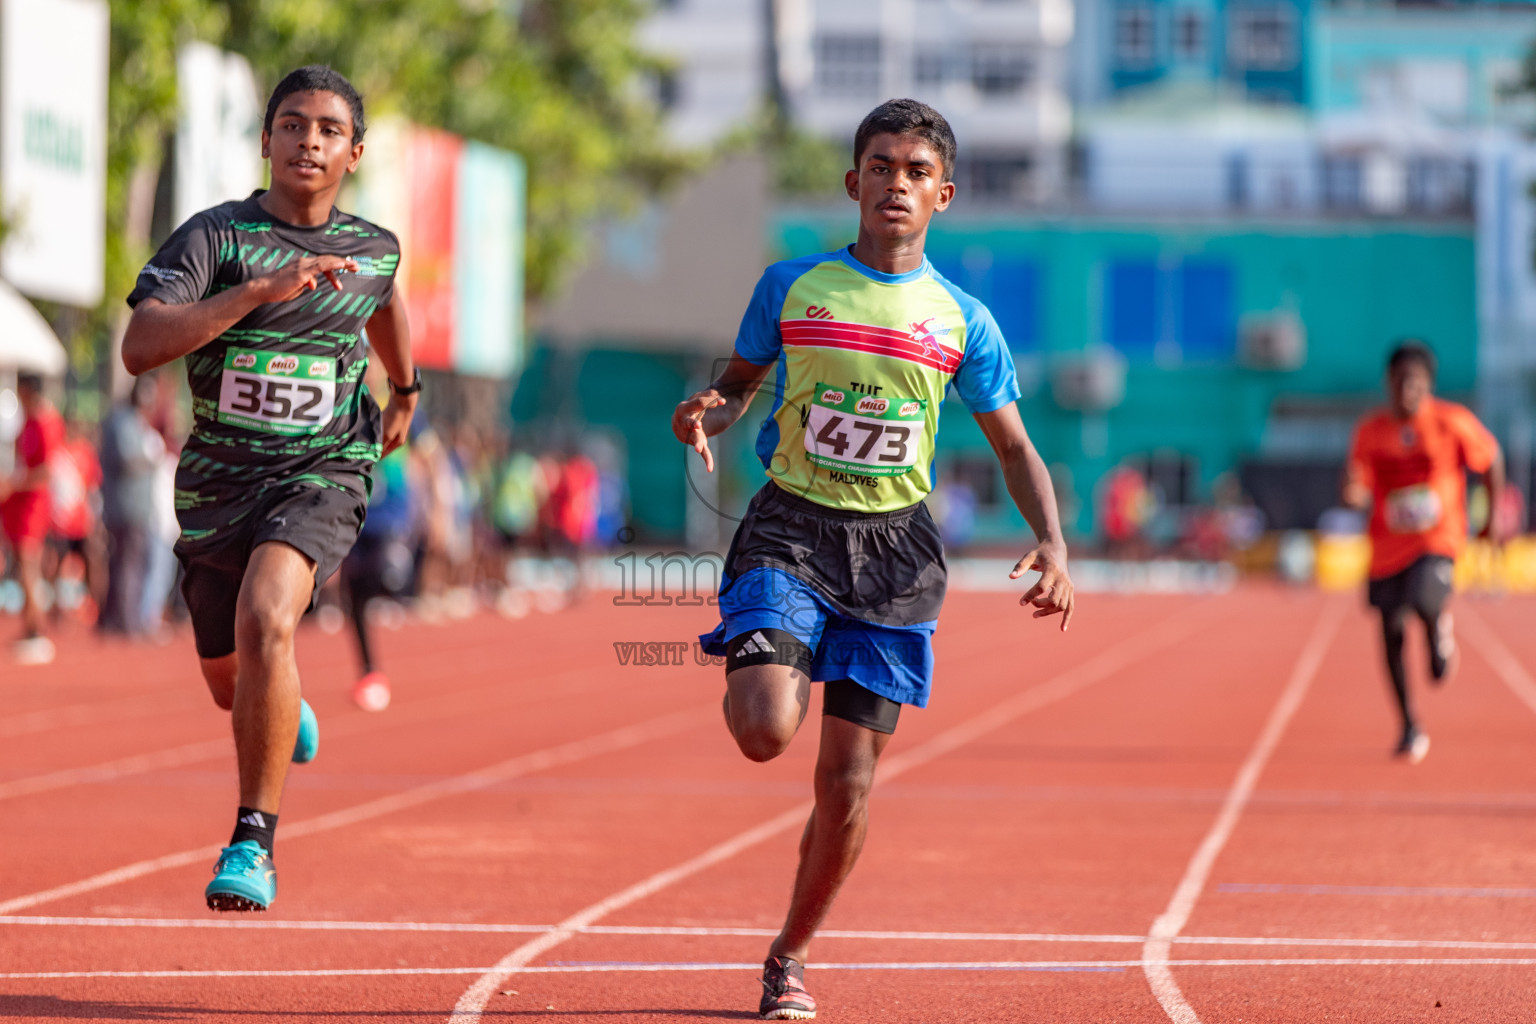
left=127, top=191, right=401, bottom=546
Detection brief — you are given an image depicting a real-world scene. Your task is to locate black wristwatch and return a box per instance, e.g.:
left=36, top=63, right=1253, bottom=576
left=389, top=368, right=422, bottom=396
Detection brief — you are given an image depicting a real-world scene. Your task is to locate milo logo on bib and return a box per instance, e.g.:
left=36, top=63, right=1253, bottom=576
left=804, top=382, right=926, bottom=478
left=217, top=347, right=338, bottom=436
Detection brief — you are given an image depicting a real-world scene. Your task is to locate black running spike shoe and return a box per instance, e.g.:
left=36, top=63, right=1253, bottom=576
left=759, top=955, right=816, bottom=1020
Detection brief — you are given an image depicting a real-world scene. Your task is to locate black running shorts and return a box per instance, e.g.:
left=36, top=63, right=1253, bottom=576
left=1367, top=554, right=1454, bottom=618
left=178, top=479, right=368, bottom=659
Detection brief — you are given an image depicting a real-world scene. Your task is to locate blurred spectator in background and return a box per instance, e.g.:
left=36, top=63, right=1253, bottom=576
left=543, top=448, right=599, bottom=554
left=592, top=445, right=629, bottom=547
left=98, top=375, right=164, bottom=637
left=341, top=435, right=420, bottom=712
left=2, top=373, right=63, bottom=664
left=1099, top=463, right=1154, bottom=558
left=46, top=420, right=106, bottom=624
left=490, top=445, right=546, bottom=550
left=413, top=423, right=475, bottom=617
left=929, top=473, right=978, bottom=549
left=140, top=440, right=182, bottom=637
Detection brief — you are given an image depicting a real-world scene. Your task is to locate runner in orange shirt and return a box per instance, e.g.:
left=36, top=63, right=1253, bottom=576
left=1344, top=341, right=1504, bottom=763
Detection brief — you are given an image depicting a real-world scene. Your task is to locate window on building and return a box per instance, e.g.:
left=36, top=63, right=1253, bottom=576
left=1115, top=5, right=1157, bottom=68
left=1174, top=10, right=1205, bottom=62
left=915, top=49, right=946, bottom=86
left=1106, top=260, right=1160, bottom=355
left=1226, top=152, right=1249, bottom=210
left=1321, top=155, right=1362, bottom=211
left=1229, top=5, right=1296, bottom=71
left=1406, top=157, right=1472, bottom=215
left=653, top=70, right=680, bottom=112
left=1108, top=258, right=1237, bottom=361
left=960, top=153, right=1035, bottom=201
left=1177, top=260, right=1235, bottom=360
left=971, top=44, right=1033, bottom=95
left=816, top=34, right=882, bottom=96
left=931, top=251, right=1041, bottom=351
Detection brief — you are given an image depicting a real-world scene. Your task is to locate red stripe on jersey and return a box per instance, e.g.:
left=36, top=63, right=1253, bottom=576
left=781, top=320, right=962, bottom=374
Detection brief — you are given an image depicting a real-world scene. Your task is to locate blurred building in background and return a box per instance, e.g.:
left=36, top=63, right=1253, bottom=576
left=779, top=0, right=1075, bottom=202
left=641, top=0, right=766, bottom=147
left=529, top=0, right=1536, bottom=549
left=1073, top=0, right=1312, bottom=106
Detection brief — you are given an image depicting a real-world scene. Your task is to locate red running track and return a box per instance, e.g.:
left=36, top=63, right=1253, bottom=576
left=2, top=585, right=1535, bottom=1022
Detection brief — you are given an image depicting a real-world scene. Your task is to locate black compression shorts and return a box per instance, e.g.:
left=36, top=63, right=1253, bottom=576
left=823, top=678, right=902, bottom=734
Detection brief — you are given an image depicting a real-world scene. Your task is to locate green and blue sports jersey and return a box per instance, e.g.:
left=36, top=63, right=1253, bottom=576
left=736, top=246, right=1021, bottom=513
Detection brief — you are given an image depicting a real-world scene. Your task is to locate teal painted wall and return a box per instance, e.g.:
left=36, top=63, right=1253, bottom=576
left=510, top=346, right=692, bottom=541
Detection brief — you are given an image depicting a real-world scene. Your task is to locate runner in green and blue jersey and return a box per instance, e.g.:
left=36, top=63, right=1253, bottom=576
left=673, top=99, right=1076, bottom=1020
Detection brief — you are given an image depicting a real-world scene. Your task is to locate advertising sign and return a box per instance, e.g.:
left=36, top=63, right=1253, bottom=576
left=455, top=142, right=525, bottom=379
left=352, top=120, right=524, bottom=380
left=175, top=42, right=263, bottom=224
left=406, top=128, right=462, bottom=372
left=0, top=0, right=109, bottom=307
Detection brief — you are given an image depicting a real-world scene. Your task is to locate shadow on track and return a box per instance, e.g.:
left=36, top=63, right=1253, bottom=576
left=0, top=998, right=756, bottom=1021
left=0, top=996, right=193, bottom=1020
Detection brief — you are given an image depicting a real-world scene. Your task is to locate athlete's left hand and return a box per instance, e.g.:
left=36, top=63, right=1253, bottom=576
left=380, top=393, right=416, bottom=457
left=1011, top=540, right=1075, bottom=632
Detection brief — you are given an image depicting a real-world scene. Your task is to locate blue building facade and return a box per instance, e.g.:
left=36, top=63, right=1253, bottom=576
left=1081, top=0, right=1312, bottom=105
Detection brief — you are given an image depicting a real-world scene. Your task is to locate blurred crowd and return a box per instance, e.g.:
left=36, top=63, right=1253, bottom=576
left=0, top=371, right=629, bottom=666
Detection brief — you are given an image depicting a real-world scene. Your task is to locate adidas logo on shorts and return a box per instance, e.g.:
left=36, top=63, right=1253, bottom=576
left=735, top=631, right=777, bottom=657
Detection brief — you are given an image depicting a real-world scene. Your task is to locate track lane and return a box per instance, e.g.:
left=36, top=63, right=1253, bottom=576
left=5, top=589, right=1536, bottom=1022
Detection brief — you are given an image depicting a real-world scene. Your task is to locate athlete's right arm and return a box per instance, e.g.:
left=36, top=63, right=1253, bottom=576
left=670, top=350, right=774, bottom=473
left=121, top=255, right=358, bottom=375
left=1342, top=425, right=1373, bottom=510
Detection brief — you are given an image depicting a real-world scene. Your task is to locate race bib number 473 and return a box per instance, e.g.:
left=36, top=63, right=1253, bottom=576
left=804, top=383, right=926, bottom=477
left=218, top=348, right=336, bottom=435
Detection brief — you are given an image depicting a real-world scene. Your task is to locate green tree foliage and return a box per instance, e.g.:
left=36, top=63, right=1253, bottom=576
left=94, top=0, right=687, bottom=368
left=94, top=0, right=225, bottom=370
left=219, top=0, right=689, bottom=300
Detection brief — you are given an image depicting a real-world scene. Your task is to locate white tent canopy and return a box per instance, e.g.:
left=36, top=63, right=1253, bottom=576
left=0, top=279, right=69, bottom=375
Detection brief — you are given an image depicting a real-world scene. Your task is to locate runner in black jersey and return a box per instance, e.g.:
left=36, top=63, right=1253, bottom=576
left=123, top=66, right=418, bottom=912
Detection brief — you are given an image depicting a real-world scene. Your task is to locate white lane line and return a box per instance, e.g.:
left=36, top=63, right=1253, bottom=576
left=1460, top=608, right=1536, bottom=717
left=0, top=706, right=711, bottom=917
left=1142, top=600, right=1342, bottom=1024
left=7, top=958, right=1536, bottom=980
left=0, top=691, right=197, bottom=739
left=6, top=915, right=1536, bottom=951
left=1219, top=882, right=1536, bottom=899
left=0, top=660, right=633, bottom=804
left=0, top=738, right=232, bottom=802
left=450, top=605, right=1216, bottom=1022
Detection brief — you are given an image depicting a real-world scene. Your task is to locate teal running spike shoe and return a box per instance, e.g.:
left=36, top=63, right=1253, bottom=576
left=292, top=698, right=319, bottom=763
left=205, top=840, right=275, bottom=912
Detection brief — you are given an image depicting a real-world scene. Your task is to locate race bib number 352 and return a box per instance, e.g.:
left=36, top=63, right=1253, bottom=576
left=218, top=348, right=337, bottom=435
left=804, top=383, right=926, bottom=477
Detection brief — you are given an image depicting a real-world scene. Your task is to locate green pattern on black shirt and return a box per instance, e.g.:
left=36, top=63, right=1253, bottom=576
left=127, top=191, right=401, bottom=546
